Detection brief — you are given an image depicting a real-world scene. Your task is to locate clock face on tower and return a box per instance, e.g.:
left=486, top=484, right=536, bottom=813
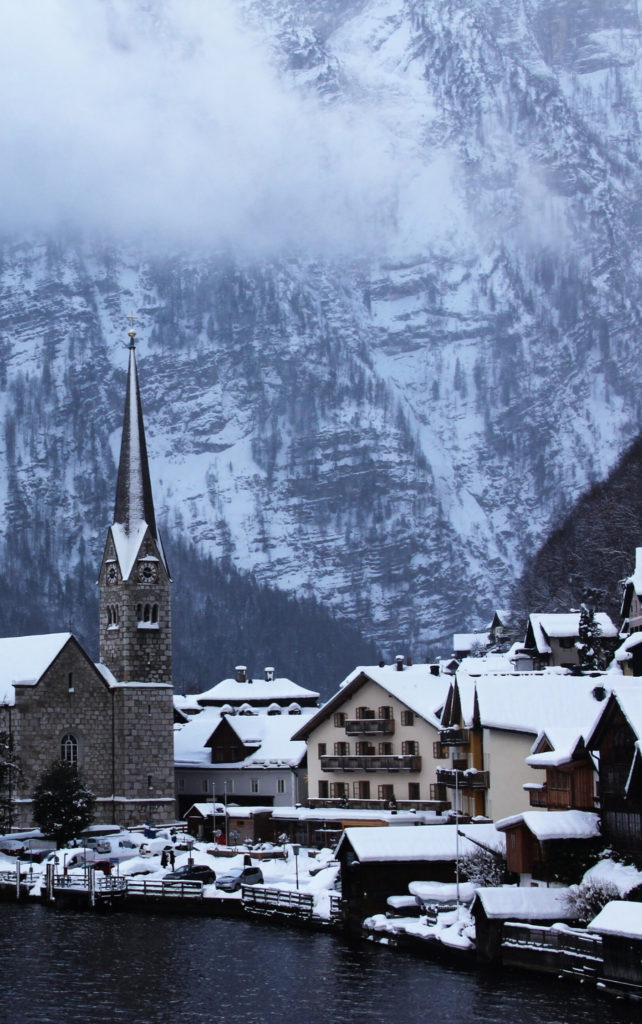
left=138, top=561, right=159, bottom=584
left=106, top=564, right=118, bottom=585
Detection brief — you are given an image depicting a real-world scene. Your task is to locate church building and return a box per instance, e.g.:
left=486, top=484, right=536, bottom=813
left=0, top=323, right=175, bottom=830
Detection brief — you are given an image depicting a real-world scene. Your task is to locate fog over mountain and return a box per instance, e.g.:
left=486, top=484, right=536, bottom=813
left=1, top=0, right=641, bottom=691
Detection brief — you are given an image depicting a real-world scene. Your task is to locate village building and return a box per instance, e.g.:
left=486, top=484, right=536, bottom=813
left=518, top=612, right=617, bottom=670
left=494, top=809, right=601, bottom=885
left=588, top=901, right=642, bottom=998
left=584, top=684, right=642, bottom=858
left=174, top=706, right=312, bottom=821
left=336, top=822, right=504, bottom=920
left=472, top=887, right=577, bottom=965
left=0, top=326, right=174, bottom=829
left=438, top=667, right=611, bottom=821
left=291, top=659, right=452, bottom=812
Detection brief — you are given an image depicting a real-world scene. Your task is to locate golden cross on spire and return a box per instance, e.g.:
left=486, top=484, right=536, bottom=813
left=127, top=311, right=137, bottom=348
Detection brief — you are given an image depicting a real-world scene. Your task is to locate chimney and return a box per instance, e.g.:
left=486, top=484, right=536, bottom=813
left=264, top=667, right=275, bottom=682
left=407, top=655, right=413, bottom=667
left=395, top=655, right=404, bottom=672
left=235, top=665, right=247, bottom=683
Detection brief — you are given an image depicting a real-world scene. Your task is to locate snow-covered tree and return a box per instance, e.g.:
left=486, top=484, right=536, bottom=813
left=565, top=880, right=620, bottom=925
left=460, top=846, right=506, bottom=887
left=577, top=602, right=604, bottom=670
left=32, top=760, right=95, bottom=847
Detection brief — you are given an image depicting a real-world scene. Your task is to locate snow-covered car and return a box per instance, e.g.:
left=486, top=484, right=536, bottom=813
left=215, top=866, right=264, bottom=892
left=163, top=864, right=216, bottom=885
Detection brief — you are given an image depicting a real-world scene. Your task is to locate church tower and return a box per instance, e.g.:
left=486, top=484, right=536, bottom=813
left=99, top=321, right=172, bottom=684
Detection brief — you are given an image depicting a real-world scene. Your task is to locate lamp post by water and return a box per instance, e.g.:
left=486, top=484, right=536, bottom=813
left=454, top=769, right=460, bottom=907
left=292, top=842, right=300, bottom=889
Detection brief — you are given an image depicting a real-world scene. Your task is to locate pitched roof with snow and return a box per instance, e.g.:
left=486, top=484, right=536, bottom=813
left=588, top=901, right=642, bottom=940
left=453, top=669, right=610, bottom=736
left=337, top=823, right=504, bottom=863
left=174, top=708, right=313, bottom=768
left=527, top=612, right=617, bottom=654
left=0, top=633, right=73, bottom=705
left=293, top=663, right=450, bottom=740
left=474, top=886, right=575, bottom=920
left=495, top=809, right=600, bottom=841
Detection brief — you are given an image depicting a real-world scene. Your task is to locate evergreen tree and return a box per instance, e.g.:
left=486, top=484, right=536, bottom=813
left=577, top=602, right=604, bottom=671
left=32, top=761, right=95, bottom=847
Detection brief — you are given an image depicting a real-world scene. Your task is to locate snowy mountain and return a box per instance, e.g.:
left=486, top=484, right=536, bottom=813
left=1, top=0, right=641, bottom=683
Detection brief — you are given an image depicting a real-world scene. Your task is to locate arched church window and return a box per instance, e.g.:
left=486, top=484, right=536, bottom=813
left=61, top=734, right=78, bottom=765
left=107, top=607, right=113, bottom=626
left=137, top=603, right=143, bottom=622
left=151, top=604, right=158, bottom=623
left=144, top=604, right=151, bottom=622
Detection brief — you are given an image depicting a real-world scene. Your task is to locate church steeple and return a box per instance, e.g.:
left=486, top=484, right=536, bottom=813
left=113, top=321, right=158, bottom=541
left=98, top=319, right=172, bottom=684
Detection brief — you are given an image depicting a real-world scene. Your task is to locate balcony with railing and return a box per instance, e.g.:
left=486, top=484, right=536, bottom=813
left=436, top=767, right=490, bottom=790
left=439, top=727, right=470, bottom=746
left=345, top=718, right=395, bottom=735
left=321, top=754, right=422, bottom=772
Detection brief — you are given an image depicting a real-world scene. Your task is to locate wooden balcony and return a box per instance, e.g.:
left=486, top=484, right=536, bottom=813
left=436, top=768, right=490, bottom=790
left=321, top=754, right=422, bottom=773
left=439, top=727, right=470, bottom=746
left=345, top=718, right=395, bottom=735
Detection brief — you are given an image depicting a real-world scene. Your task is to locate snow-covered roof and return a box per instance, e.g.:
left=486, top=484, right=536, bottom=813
left=173, top=694, right=202, bottom=713
left=185, top=803, right=272, bottom=818
left=338, top=823, right=504, bottom=863
left=295, top=663, right=450, bottom=741
left=588, top=901, right=642, bottom=941
left=174, top=708, right=223, bottom=765
left=0, top=633, right=72, bottom=705
left=194, top=676, right=319, bottom=704
left=174, top=708, right=314, bottom=768
left=527, top=612, right=617, bottom=654
left=270, top=807, right=440, bottom=825
left=454, top=669, right=610, bottom=737
left=495, top=810, right=600, bottom=841
left=614, top=631, right=642, bottom=662
left=408, top=880, right=477, bottom=904
left=474, top=886, right=575, bottom=920
left=526, top=728, right=587, bottom=768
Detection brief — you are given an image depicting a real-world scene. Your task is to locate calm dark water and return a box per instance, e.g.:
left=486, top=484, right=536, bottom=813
left=0, top=904, right=638, bottom=1024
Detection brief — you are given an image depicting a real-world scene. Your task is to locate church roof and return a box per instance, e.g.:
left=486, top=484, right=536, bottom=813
left=111, top=337, right=167, bottom=578
left=0, top=633, right=73, bottom=704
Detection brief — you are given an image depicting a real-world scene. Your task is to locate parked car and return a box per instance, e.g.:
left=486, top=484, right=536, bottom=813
left=215, top=866, right=264, bottom=892
left=163, top=864, right=216, bottom=885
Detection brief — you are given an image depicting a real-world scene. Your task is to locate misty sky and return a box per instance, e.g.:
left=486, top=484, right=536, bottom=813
left=0, top=0, right=404, bottom=254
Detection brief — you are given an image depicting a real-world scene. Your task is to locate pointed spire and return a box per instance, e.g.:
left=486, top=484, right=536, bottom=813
left=113, top=320, right=158, bottom=539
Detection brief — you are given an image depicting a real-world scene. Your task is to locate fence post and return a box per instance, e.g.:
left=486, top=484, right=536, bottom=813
left=46, top=861, right=55, bottom=903
left=15, top=859, right=20, bottom=901
left=89, top=866, right=96, bottom=909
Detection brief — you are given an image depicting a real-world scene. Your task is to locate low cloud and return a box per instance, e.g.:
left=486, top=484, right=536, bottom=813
left=0, top=0, right=400, bottom=255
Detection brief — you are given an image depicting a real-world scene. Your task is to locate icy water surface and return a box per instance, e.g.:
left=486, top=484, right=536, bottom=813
left=1, top=904, right=638, bottom=1024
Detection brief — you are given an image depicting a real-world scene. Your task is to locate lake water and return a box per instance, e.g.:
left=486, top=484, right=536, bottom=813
left=1, top=903, right=639, bottom=1024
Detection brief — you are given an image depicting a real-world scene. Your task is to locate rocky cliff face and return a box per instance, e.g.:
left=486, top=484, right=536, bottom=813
left=1, top=0, right=641, bottom=684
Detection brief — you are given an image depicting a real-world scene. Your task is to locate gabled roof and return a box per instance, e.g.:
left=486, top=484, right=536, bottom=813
left=291, top=664, right=450, bottom=741
left=526, top=728, right=590, bottom=768
left=0, top=633, right=73, bottom=705
left=448, top=669, right=610, bottom=737
left=526, top=612, right=617, bottom=655
left=174, top=708, right=313, bottom=769
left=474, top=886, right=575, bottom=920
left=336, top=823, right=504, bottom=863
left=495, top=809, right=600, bottom=840
left=588, top=901, right=642, bottom=940
left=585, top=683, right=642, bottom=751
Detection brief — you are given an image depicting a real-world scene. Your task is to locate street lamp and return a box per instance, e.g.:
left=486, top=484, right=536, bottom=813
left=454, top=769, right=460, bottom=908
left=292, top=842, right=300, bottom=890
